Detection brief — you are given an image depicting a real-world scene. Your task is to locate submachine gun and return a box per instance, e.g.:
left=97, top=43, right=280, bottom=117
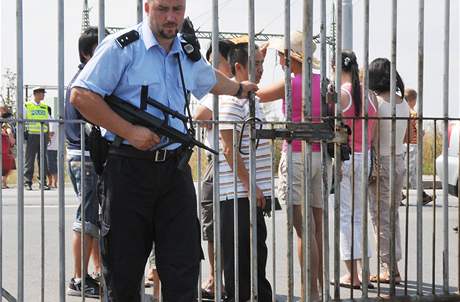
left=105, top=94, right=218, bottom=170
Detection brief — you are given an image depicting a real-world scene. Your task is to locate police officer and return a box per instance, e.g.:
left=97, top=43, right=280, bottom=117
left=70, top=0, right=257, bottom=301
left=24, top=87, right=50, bottom=190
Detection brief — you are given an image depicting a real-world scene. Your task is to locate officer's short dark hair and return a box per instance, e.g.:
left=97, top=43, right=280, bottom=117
left=78, top=27, right=109, bottom=64
left=227, top=43, right=259, bottom=76
left=205, top=40, right=233, bottom=62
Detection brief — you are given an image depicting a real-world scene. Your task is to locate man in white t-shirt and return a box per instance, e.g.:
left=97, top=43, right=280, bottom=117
left=217, top=41, right=272, bottom=302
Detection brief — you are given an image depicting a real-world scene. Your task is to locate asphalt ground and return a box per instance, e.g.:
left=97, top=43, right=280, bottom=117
left=1, top=185, right=459, bottom=301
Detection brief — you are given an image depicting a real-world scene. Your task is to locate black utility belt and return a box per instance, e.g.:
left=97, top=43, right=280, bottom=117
left=108, top=144, right=182, bottom=162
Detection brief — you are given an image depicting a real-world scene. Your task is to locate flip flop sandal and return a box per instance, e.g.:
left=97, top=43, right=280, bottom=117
left=201, top=288, right=214, bottom=299
left=330, top=281, right=361, bottom=289
left=370, top=274, right=401, bottom=285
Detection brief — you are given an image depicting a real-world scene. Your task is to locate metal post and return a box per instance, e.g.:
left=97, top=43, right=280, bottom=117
left=283, top=1, right=294, bottom=301
left=98, top=0, right=106, bottom=43
left=196, top=124, right=202, bottom=302
left=40, top=123, right=46, bottom=302
left=232, top=125, right=240, bottom=302
left=333, top=0, right=343, bottom=299
left=248, top=1, right=258, bottom=300
left=137, top=0, right=143, bottom=23
left=16, top=0, right=25, bottom=300
left=302, top=0, right=314, bottom=300
left=58, top=0, right=66, bottom=300
left=416, top=0, right=425, bottom=296
left=80, top=123, right=86, bottom=302
left=442, top=0, right=451, bottom=294
left=211, top=1, right=222, bottom=301
left=389, top=0, right=398, bottom=296
left=320, top=0, right=330, bottom=300
left=361, top=0, right=370, bottom=296
left=342, top=0, right=353, bottom=49
left=0, top=109, right=3, bottom=300
left=269, top=125, right=276, bottom=302
left=432, top=121, right=438, bottom=295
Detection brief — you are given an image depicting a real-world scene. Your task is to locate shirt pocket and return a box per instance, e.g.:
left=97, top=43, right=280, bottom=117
left=127, top=73, right=163, bottom=104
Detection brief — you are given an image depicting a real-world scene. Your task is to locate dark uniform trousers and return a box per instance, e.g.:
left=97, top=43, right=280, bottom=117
left=99, top=153, right=202, bottom=302
left=221, top=198, right=273, bottom=302
left=24, top=134, right=48, bottom=184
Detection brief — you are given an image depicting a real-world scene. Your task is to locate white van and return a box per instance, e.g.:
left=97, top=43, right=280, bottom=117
left=436, top=121, right=459, bottom=196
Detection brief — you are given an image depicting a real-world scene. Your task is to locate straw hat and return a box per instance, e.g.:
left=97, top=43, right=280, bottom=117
left=269, top=31, right=320, bottom=68
left=229, top=35, right=250, bottom=45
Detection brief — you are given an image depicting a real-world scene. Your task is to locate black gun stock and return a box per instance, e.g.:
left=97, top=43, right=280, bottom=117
left=105, top=95, right=218, bottom=155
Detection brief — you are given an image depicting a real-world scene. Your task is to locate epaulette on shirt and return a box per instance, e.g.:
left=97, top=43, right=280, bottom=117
left=115, top=30, right=140, bottom=48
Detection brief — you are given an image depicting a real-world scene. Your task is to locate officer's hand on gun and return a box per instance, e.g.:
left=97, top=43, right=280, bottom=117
left=127, top=124, right=161, bottom=151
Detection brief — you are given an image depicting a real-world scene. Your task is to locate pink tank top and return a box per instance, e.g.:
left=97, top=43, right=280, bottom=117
left=282, top=73, right=322, bottom=153
left=341, top=83, right=377, bottom=153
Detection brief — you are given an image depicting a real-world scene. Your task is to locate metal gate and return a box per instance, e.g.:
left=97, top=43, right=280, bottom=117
left=2, top=0, right=458, bottom=301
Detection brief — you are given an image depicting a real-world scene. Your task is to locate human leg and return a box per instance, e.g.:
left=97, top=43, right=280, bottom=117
left=24, top=134, right=39, bottom=186
left=99, top=156, right=155, bottom=301
left=154, top=162, right=201, bottom=302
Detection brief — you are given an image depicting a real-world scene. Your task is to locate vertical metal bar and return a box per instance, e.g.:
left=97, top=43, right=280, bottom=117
left=350, top=121, right=355, bottom=300
left=432, top=120, right=437, bottom=295
left=196, top=124, right=202, bottom=302
left=389, top=0, right=398, bottom=296
left=232, top=125, right=239, bottom=302
left=458, top=122, right=460, bottom=294
left=40, top=123, right=46, bottom=302
left=333, top=1, right=343, bottom=299
left=80, top=123, right=86, bottom=302
left=416, top=0, right=425, bottom=295
left=404, top=119, right=410, bottom=296
left=283, top=1, right=294, bottom=301
left=16, top=0, right=25, bottom=300
left=211, top=1, right=222, bottom=300
left=361, top=0, right=370, bottom=294
left=302, top=0, right=314, bottom=300
left=137, top=0, right=143, bottom=23
left=58, top=0, right=66, bottom=300
left=248, top=0, right=258, bottom=300
left=376, top=121, right=382, bottom=297
left=442, top=0, right=451, bottom=294
left=269, top=125, right=276, bottom=302
left=0, top=112, right=3, bottom=300
left=320, top=0, right=330, bottom=300
left=98, top=0, right=105, bottom=43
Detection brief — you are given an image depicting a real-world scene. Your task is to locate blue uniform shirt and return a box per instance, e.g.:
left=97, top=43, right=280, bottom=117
left=72, top=20, right=217, bottom=149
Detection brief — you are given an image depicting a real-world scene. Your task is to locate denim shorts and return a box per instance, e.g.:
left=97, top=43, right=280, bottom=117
left=68, top=156, right=99, bottom=238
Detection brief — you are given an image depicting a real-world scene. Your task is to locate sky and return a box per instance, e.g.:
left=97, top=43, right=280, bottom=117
left=0, top=0, right=459, bottom=117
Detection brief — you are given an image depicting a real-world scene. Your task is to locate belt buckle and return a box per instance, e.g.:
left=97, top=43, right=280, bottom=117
left=154, top=149, right=167, bottom=162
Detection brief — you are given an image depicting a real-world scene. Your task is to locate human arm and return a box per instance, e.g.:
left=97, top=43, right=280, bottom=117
left=220, top=129, right=266, bottom=208
left=193, top=104, right=213, bottom=129
left=210, top=69, right=258, bottom=98
left=70, top=87, right=160, bottom=150
left=256, top=80, right=285, bottom=103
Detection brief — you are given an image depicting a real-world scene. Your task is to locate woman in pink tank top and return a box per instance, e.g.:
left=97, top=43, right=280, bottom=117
left=332, top=50, right=378, bottom=289
left=257, top=31, right=332, bottom=301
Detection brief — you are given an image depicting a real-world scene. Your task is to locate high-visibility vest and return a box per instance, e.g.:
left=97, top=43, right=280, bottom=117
left=25, top=101, right=49, bottom=133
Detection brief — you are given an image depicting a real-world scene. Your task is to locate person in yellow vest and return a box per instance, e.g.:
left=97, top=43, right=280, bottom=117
left=24, top=87, right=51, bottom=190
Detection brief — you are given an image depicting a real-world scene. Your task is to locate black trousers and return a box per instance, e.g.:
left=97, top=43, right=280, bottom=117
left=99, top=154, right=202, bottom=302
left=24, top=134, right=48, bottom=184
left=221, top=198, right=272, bottom=302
